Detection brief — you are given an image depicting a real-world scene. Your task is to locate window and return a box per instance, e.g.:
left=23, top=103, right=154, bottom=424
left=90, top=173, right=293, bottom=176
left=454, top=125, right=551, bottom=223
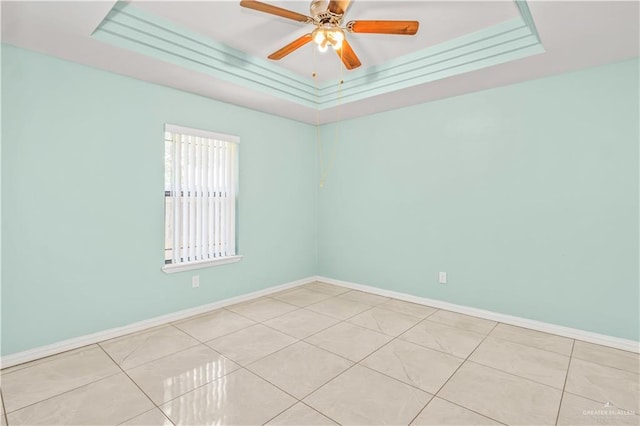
left=163, top=124, right=241, bottom=273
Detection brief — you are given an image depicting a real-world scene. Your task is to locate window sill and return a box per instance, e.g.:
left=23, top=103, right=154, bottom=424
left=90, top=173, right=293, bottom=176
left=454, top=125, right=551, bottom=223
left=162, top=255, right=243, bottom=274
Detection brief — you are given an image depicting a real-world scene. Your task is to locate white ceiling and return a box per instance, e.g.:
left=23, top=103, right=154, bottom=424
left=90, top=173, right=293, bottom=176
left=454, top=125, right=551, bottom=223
left=131, top=1, right=520, bottom=82
left=2, top=1, right=639, bottom=124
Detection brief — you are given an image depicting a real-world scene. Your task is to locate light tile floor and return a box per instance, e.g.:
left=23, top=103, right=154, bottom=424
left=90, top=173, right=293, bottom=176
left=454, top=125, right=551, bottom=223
left=1, top=282, right=639, bottom=425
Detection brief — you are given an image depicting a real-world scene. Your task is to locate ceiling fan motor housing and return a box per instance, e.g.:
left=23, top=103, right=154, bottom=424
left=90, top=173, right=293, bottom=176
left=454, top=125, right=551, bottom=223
left=310, top=0, right=342, bottom=25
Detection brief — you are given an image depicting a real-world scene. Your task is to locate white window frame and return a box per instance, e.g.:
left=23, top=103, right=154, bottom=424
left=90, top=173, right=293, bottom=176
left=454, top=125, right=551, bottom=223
left=162, top=124, right=241, bottom=274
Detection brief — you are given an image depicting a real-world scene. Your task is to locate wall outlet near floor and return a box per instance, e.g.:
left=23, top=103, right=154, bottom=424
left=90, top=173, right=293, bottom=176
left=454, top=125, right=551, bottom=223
left=192, top=275, right=200, bottom=288
left=439, top=272, right=447, bottom=284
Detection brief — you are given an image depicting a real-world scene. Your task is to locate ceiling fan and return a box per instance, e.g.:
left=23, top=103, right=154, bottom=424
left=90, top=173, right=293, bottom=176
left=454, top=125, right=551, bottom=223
left=239, top=0, right=419, bottom=70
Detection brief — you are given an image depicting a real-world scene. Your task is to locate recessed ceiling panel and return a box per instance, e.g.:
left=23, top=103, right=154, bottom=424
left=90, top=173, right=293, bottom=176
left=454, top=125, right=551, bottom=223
left=4, top=1, right=637, bottom=124
left=93, top=0, right=543, bottom=109
left=131, top=1, right=521, bottom=82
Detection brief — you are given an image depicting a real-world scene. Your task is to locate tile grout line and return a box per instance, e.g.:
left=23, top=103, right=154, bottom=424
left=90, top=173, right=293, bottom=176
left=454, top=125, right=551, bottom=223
left=432, top=349, right=640, bottom=423
left=250, top=296, right=388, bottom=425
left=225, top=289, right=639, bottom=379
left=296, top=305, right=502, bottom=424
left=256, top=363, right=350, bottom=426
left=355, top=363, right=437, bottom=398
left=482, top=328, right=575, bottom=358
left=563, top=351, right=640, bottom=415
left=113, top=340, right=247, bottom=415
left=120, top=340, right=207, bottom=370
left=554, top=339, right=575, bottom=425
left=211, top=296, right=360, bottom=367
left=161, top=291, right=351, bottom=421
left=222, top=305, right=304, bottom=327
left=234, top=366, right=321, bottom=421
left=296, top=309, right=405, bottom=364
left=299, top=400, right=342, bottom=425
left=99, top=324, right=202, bottom=369
left=431, top=396, right=509, bottom=426
left=145, top=365, right=295, bottom=414
left=487, top=325, right=575, bottom=357
left=48, top=324, right=242, bottom=386
left=304, top=299, right=375, bottom=320
left=95, top=344, right=173, bottom=425
left=236, top=337, right=305, bottom=369
left=2, top=369, right=123, bottom=417
left=139, top=299, right=335, bottom=424
left=0, top=344, right=98, bottom=377
left=258, top=313, right=340, bottom=342
left=351, top=306, right=441, bottom=366
left=250, top=305, right=361, bottom=419
left=296, top=306, right=446, bottom=425
left=458, top=328, right=574, bottom=389
left=291, top=359, right=362, bottom=424
left=128, top=292, right=366, bottom=424
left=0, top=389, right=9, bottom=426
left=568, top=354, right=640, bottom=376
left=323, top=281, right=640, bottom=353
left=390, top=318, right=489, bottom=361
left=270, top=288, right=336, bottom=305
left=225, top=295, right=301, bottom=319
left=408, top=322, right=501, bottom=424
left=116, top=407, right=170, bottom=426
left=355, top=305, right=428, bottom=323
left=399, top=319, right=583, bottom=393
left=408, top=321, right=504, bottom=426
left=144, top=363, right=239, bottom=418
left=251, top=293, right=361, bottom=424
left=259, top=398, right=300, bottom=426
left=107, top=339, right=283, bottom=423
left=175, top=317, right=258, bottom=343
left=190, top=302, right=636, bottom=397
left=462, top=359, right=568, bottom=392
left=426, top=313, right=498, bottom=336
left=560, top=390, right=640, bottom=416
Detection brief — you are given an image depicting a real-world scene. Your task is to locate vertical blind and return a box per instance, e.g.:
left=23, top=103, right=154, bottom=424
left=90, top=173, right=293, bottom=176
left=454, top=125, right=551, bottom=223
left=164, top=124, right=238, bottom=265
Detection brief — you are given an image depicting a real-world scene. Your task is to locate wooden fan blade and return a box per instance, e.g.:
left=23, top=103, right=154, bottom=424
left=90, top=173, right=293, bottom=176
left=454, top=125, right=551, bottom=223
left=347, top=20, right=419, bottom=35
left=335, top=38, right=361, bottom=70
left=268, top=34, right=313, bottom=60
left=240, top=0, right=311, bottom=23
left=327, top=0, right=351, bottom=15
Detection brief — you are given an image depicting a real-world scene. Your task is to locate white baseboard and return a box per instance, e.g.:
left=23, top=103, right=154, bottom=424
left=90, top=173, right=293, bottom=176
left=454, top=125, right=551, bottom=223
left=1, top=276, right=317, bottom=369
left=3, top=274, right=637, bottom=369
left=316, top=275, right=640, bottom=354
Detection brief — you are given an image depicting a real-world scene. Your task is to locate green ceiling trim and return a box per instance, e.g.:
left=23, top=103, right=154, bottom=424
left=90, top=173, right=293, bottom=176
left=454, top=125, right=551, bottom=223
left=93, top=1, right=544, bottom=110
left=316, top=17, right=544, bottom=108
left=93, top=2, right=318, bottom=108
left=515, top=0, right=541, bottom=42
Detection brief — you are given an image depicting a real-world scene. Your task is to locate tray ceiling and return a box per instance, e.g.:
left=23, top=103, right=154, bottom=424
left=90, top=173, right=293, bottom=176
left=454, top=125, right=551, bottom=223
left=2, top=1, right=638, bottom=124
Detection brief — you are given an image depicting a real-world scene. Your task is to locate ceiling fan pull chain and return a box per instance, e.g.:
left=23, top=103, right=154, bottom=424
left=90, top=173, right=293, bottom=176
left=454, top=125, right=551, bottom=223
left=312, top=57, right=327, bottom=189
left=328, top=60, right=345, bottom=182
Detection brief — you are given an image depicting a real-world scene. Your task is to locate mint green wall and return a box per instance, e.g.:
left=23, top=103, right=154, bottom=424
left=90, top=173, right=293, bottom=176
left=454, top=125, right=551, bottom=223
left=2, top=45, right=638, bottom=357
left=317, top=58, right=640, bottom=341
left=1, top=45, right=317, bottom=356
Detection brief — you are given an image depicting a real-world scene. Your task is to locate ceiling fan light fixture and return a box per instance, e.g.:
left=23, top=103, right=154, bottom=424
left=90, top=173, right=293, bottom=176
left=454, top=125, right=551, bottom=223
left=241, top=0, right=419, bottom=70
left=312, top=26, right=344, bottom=52
left=329, top=28, right=344, bottom=48
left=317, top=39, right=329, bottom=52
left=312, top=27, right=325, bottom=45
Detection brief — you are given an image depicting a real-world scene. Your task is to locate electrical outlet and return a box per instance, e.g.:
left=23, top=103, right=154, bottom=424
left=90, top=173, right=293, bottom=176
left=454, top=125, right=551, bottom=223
left=439, top=272, right=447, bottom=284
left=192, top=275, right=200, bottom=288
